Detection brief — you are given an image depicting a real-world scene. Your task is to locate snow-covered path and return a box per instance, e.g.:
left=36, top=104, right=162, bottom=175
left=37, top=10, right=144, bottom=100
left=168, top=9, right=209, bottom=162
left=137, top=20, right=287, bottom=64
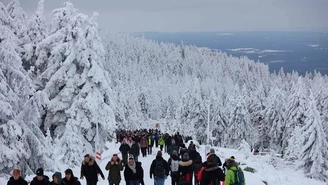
left=1, top=141, right=325, bottom=185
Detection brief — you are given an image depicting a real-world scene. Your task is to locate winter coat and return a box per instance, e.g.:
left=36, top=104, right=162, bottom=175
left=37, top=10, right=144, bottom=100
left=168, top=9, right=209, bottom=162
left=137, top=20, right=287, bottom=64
left=80, top=156, right=105, bottom=182
left=130, top=143, right=140, bottom=155
left=30, top=175, right=50, bottom=185
left=188, top=149, right=201, bottom=162
left=7, top=177, right=28, bottom=185
left=140, top=138, right=148, bottom=148
left=178, top=159, right=193, bottom=185
left=178, top=159, right=193, bottom=176
left=159, top=137, right=165, bottom=146
left=225, top=164, right=245, bottom=185
left=168, top=144, right=178, bottom=155
left=62, top=177, right=81, bottom=185
left=193, top=156, right=203, bottom=176
left=148, top=138, right=154, bottom=147
left=105, top=160, right=123, bottom=184
left=119, top=143, right=131, bottom=155
left=200, top=163, right=225, bottom=185
left=50, top=172, right=63, bottom=185
left=124, top=162, right=144, bottom=182
left=150, top=156, right=170, bottom=178
left=213, top=154, right=222, bottom=166
left=153, top=133, right=159, bottom=141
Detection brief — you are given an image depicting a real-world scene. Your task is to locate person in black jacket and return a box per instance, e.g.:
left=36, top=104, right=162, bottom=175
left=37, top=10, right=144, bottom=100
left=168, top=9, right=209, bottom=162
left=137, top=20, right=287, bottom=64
left=80, top=154, right=105, bottom=185
left=50, top=172, right=63, bottom=185
left=124, top=156, right=144, bottom=185
left=200, top=155, right=225, bottom=185
left=167, top=150, right=181, bottom=185
left=130, top=140, right=140, bottom=162
left=119, top=140, right=131, bottom=166
left=62, top=169, right=81, bottom=185
left=150, top=151, right=170, bottom=185
left=30, top=168, right=50, bottom=185
left=178, top=153, right=193, bottom=185
left=7, top=169, right=28, bottom=185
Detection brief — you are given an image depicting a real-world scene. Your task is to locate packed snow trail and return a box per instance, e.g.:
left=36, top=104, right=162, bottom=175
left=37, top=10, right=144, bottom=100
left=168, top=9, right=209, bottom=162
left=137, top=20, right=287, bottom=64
left=0, top=141, right=324, bottom=185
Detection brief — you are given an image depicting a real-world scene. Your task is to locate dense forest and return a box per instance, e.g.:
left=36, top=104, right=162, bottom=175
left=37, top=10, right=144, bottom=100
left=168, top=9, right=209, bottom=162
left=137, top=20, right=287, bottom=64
left=0, top=0, right=327, bottom=181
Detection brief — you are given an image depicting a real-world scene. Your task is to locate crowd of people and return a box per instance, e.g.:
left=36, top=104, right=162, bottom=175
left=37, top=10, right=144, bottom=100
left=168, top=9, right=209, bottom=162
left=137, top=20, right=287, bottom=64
left=7, top=129, right=245, bottom=185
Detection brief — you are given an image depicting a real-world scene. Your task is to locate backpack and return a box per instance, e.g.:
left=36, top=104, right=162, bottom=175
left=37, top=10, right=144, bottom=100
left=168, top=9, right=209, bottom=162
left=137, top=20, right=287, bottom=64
left=171, top=159, right=179, bottom=173
left=154, top=160, right=165, bottom=177
left=232, top=168, right=245, bottom=185
left=193, top=162, right=202, bottom=176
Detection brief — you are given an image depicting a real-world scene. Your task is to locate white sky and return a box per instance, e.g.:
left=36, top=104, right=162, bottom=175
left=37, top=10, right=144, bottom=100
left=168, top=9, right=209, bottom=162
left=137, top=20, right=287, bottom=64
left=2, top=0, right=328, bottom=32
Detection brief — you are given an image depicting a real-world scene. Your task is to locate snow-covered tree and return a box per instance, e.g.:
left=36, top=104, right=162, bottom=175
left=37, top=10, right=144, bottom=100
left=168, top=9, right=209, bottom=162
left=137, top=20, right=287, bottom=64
left=0, top=2, right=32, bottom=120
left=297, top=92, right=328, bottom=181
left=6, top=0, right=27, bottom=38
left=22, top=0, right=48, bottom=72
left=35, top=2, right=116, bottom=164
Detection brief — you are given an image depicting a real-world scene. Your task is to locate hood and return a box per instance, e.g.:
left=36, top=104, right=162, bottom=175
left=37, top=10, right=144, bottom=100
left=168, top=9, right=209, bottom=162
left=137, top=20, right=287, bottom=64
left=156, top=156, right=164, bottom=161
left=53, top=172, right=62, bottom=185
left=65, top=169, right=75, bottom=178
left=178, top=160, right=193, bottom=167
left=227, top=161, right=239, bottom=169
left=82, top=156, right=95, bottom=166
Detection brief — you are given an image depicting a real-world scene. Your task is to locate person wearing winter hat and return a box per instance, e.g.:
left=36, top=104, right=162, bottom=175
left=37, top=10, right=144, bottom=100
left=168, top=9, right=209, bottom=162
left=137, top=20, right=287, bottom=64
left=50, top=172, right=63, bottom=185
left=7, top=169, right=28, bottom=185
left=178, top=153, right=193, bottom=185
left=30, top=168, right=50, bottom=185
left=222, top=156, right=235, bottom=174
left=150, top=151, right=170, bottom=185
left=62, top=169, right=81, bottom=185
left=206, top=149, right=222, bottom=166
left=224, top=158, right=245, bottom=185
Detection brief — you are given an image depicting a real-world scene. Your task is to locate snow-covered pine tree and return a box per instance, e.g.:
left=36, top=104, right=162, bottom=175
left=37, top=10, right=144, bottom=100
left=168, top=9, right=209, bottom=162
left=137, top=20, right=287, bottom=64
left=297, top=92, right=328, bottom=181
left=6, top=0, right=27, bottom=38
left=0, top=120, right=28, bottom=174
left=0, top=2, right=32, bottom=118
left=35, top=2, right=116, bottom=165
left=22, top=0, right=48, bottom=73
left=282, top=77, right=308, bottom=149
left=285, top=126, right=302, bottom=162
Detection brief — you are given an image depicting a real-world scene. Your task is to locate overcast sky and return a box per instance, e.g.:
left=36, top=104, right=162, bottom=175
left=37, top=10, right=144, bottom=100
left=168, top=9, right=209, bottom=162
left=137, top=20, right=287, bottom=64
left=1, top=0, right=327, bottom=32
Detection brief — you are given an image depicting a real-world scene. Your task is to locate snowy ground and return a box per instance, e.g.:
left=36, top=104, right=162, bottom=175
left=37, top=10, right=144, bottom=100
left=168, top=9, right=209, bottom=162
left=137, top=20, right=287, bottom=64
left=0, top=142, right=325, bottom=185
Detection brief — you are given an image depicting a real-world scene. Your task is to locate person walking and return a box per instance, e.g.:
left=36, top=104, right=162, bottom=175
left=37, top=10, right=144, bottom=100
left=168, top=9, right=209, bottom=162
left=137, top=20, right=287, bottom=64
left=168, top=150, right=181, bottom=185
left=80, top=154, right=105, bottom=185
left=130, top=140, right=140, bottom=162
left=105, top=154, right=123, bottom=185
left=200, top=155, right=225, bottom=185
left=124, top=156, right=144, bottom=185
left=119, top=140, right=131, bottom=166
left=224, top=158, right=245, bottom=185
left=150, top=151, right=169, bottom=185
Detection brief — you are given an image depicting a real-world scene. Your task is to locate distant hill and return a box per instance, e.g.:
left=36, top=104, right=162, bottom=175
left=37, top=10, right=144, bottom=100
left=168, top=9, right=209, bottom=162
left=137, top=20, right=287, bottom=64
left=134, top=31, right=328, bottom=75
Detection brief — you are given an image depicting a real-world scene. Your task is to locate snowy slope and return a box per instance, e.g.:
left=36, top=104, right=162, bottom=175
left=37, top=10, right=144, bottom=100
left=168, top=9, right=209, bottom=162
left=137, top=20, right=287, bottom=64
left=0, top=142, right=319, bottom=185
